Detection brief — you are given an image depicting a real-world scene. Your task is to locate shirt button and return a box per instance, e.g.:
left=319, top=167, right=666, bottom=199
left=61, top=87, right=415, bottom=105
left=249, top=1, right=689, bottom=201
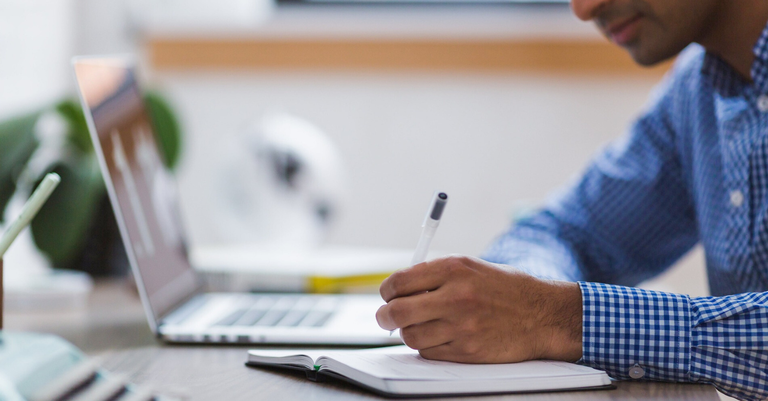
left=629, top=364, right=645, bottom=379
left=730, top=190, right=744, bottom=207
left=758, top=95, right=768, bottom=112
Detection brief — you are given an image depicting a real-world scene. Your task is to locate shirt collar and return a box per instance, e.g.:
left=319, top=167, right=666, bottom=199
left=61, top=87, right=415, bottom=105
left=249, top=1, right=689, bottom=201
left=702, top=19, right=768, bottom=96
left=751, top=20, right=768, bottom=92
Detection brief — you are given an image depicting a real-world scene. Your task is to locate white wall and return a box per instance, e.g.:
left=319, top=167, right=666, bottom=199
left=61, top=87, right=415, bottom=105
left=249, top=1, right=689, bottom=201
left=153, top=70, right=709, bottom=296
left=0, top=0, right=137, bottom=121
left=159, top=72, right=645, bottom=253
left=0, top=0, right=75, bottom=118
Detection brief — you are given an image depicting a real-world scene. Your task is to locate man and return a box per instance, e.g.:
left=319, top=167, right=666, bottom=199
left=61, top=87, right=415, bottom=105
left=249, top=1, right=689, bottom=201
left=375, top=1, right=768, bottom=400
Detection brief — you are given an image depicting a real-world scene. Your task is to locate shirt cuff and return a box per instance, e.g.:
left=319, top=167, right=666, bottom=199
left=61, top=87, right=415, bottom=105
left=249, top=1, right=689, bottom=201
left=578, top=281, right=692, bottom=382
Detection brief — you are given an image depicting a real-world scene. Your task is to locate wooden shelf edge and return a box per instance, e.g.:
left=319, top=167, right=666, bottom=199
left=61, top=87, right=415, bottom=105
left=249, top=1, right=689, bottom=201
left=147, top=37, right=672, bottom=76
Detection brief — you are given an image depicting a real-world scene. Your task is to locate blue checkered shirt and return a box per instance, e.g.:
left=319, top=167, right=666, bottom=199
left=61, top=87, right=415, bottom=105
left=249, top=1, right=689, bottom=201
left=483, top=24, right=768, bottom=401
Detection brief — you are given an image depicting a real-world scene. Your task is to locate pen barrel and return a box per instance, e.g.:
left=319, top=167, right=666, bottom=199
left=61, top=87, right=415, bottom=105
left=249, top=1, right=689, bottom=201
left=411, top=230, right=435, bottom=266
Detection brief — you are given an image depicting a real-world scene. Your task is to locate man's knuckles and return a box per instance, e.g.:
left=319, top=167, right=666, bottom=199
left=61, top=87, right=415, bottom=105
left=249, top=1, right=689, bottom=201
left=380, top=269, right=410, bottom=301
left=458, top=316, right=482, bottom=337
left=376, top=302, right=412, bottom=330
left=383, top=298, right=414, bottom=327
left=400, top=326, right=428, bottom=349
left=456, top=339, right=484, bottom=358
left=418, top=341, right=485, bottom=363
left=442, top=256, right=470, bottom=275
left=418, top=346, right=450, bottom=361
left=449, top=282, right=480, bottom=309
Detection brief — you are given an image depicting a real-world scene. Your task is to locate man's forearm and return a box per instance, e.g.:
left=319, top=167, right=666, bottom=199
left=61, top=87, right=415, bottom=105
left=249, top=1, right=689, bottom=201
left=483, top=224, right=585, bottom=282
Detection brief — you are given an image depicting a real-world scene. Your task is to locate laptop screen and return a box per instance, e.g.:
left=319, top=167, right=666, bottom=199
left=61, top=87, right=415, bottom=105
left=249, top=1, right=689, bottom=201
left=73, top=57, right=199, bottom=327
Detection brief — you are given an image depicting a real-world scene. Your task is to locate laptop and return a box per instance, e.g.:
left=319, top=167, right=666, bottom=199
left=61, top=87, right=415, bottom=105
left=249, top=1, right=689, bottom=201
left=72, top=56, right=401, bottom=345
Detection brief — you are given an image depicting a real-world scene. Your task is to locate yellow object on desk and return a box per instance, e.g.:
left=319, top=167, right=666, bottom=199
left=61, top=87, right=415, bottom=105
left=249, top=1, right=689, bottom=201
left=192, top=245, right=431, bottom=293
left=306, top=272, right=393, bottom=294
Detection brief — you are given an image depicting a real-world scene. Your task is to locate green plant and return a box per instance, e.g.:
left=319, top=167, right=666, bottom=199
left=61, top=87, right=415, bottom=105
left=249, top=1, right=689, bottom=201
left=0, top=92, right=181, bottom=271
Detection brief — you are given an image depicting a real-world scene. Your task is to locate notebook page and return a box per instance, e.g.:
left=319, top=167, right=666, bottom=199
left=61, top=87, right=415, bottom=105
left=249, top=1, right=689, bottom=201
left=319, top=347, right=604, bottom=381
left=248, top=345, right=408, bottom=362
left=247, top=349, right=324, bottom=368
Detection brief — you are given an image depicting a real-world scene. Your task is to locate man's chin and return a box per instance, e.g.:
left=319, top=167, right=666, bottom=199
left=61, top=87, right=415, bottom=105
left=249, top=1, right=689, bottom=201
left=626, top=46, right=678, bottom=67
left=623, top=40, right=686, bottom=67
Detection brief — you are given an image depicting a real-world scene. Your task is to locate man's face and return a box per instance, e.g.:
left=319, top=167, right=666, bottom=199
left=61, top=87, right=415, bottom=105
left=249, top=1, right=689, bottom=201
left=571, top=0, right=721, bottom=66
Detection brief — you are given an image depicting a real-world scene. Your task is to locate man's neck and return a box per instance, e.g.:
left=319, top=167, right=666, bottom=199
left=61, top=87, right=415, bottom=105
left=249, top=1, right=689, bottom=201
left=697, top=1, right=768, bottom=82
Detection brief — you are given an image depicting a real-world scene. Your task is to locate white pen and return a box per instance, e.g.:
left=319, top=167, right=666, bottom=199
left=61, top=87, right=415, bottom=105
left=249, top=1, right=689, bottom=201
left=411, top=192, right=448, bottom=266
left=391, top=191, right=449, bottom=335
left=0, top=173, right=61, bottom=257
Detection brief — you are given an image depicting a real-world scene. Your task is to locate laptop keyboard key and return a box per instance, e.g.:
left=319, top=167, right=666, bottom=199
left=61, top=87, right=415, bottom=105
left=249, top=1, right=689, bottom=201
left=293, top=297, right=319, bottom=309
left=215, top=309, right=248, bottom=326
left=312, top=312, right=333, bottom=327
left=277, top=310, right=310, bottom=327
left=255, top=309, right=289, bottom=326
left=300, top=311, right=334, bottom=327
left=272, top=297, right=298, bottom=310
left=236, top=309, right=268, bottom=326
left=253, top=296, right=276, bottom=309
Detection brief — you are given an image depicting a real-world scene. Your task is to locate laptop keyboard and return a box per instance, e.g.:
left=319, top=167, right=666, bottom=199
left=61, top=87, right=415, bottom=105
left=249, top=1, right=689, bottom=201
left=212, top=295, right=336, bottom=328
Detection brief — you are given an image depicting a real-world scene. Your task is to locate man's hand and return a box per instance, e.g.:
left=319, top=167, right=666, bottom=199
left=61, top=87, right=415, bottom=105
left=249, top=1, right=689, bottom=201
left=376, top=255, right=583, bottom=363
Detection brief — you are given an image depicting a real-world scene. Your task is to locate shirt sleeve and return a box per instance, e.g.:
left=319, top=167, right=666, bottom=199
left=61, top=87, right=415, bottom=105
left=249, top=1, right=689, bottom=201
left=579, top=281, right=768, bottom=400
left=482, top=66, right=698, bottom=286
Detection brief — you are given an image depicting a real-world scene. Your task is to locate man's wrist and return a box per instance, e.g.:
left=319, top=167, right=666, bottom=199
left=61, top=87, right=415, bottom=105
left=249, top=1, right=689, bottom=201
left=536, top=279, right=583, bottom=362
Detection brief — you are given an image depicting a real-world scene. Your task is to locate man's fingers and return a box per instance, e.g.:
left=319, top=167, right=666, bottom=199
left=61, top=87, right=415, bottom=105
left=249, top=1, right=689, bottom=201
left=400, top=319, right=453, bottom=350
left=375, top=291, right=444, bottom=330
left=380, top=259, right=452, bottom=302
left=417, top=342, right=457, bottom=362
left=417, top=342, right=484, bottom=363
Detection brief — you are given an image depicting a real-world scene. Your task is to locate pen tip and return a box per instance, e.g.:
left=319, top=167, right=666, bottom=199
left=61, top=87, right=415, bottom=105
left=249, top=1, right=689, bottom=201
left=438, top=193, right=447, bottom=200
left=46, top=172, right=61, bottom=183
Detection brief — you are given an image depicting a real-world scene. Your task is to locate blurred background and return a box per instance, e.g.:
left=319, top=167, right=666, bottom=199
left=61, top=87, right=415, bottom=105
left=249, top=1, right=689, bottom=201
left=0, top=0, right=707, bottom=296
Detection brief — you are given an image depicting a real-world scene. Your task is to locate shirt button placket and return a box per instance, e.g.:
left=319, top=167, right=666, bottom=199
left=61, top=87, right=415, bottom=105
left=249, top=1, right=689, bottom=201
left=730, top=190, right=745, bottom=208
left=722, top=112, right=751, bottom=273
left=757, top=95, right=768, bottom=112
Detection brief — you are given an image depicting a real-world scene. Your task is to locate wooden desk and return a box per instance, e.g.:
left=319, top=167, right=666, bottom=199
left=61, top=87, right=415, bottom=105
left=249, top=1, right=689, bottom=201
left=5, top=279, right=720, bottom=400
left=100, top=346, right=719, bottom=401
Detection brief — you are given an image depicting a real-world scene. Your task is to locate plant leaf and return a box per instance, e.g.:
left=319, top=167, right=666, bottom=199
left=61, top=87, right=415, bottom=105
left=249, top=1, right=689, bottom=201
left=30, top=157, right=105, bottom=266
left=0, top=112, right=41, bottom=223
left=55, top=99, right=93, bottom=154
left=145, top=91, right=182, bottom=170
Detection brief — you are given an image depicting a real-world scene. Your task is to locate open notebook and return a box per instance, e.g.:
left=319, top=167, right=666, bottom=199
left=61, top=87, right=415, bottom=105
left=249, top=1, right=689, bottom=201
left=246, top=345, right=613, bottom=397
